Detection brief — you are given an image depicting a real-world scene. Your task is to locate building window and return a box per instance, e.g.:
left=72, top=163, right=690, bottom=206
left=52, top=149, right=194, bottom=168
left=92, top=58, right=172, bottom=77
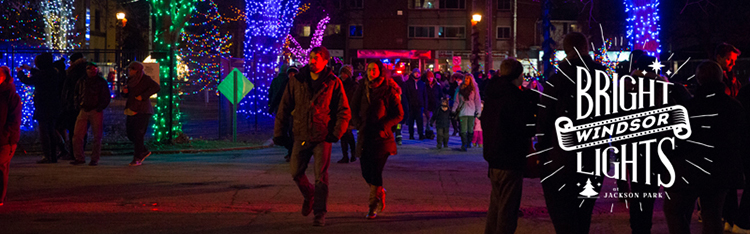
left=349, top=25, right=363, bottom=37
left=325, top=24, right=341, bottom=36
left=300, top=25, right=311, bottom=37
left=409, top=26, right=436, bottom=38
left=95, top=10, right=101, bottom=32
left=350, top=0, right=363, bottom=8
left=497, top=27, right=510, bottom=39
left=498, top=0, right=511, bottom=10
left=439, top=0, right=465, bottom=9
left=438, top=26, right=465, bottom=38
left=413, top=0, right=437, bottom=9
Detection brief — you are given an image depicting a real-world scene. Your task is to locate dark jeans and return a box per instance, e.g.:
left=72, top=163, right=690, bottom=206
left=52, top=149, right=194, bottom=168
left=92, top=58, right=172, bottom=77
left=423, top=110, right=434, bottom=132
left=37, top=119, right=60, bottom=161
left=73, top=110, right=103, bottom=162
left=0, top=144, right=17, bottom=204
left=542, top=170, right=602, bottom=234
left=290, top=141, right=331, bottom=216
left=664, top=188, right=727, bottom=234
left=723, top=187, right=750, bottom=229
left=629, top=181, right=661, bottom=234
left=360, top=150, right=389, bottom=186
left=407, top=107, right=424, bottom=138
left=436, top=128, right=449, bottom=147
left=126, top=114, right=151, bottom=159
left=57, top=109, right=83, bottom=158
left=485, top=168, right=523, bottom=234
left=340, top=129, right=355, bottom=159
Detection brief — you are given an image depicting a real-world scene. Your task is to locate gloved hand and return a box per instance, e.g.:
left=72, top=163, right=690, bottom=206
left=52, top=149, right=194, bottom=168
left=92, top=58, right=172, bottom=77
left=273, top=136, right=289, bottom=146
left=325, top=134, right=339, bottom=143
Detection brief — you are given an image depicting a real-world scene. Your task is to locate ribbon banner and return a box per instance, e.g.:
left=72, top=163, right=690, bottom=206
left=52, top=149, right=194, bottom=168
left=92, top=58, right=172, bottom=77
left=555, top=105, right=692, bottom=151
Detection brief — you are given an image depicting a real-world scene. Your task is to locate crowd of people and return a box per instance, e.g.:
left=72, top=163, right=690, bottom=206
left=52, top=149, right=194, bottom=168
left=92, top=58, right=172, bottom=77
left=269, top=33, right=750, bottom=234
left=0, top=54, right=160, bottom=207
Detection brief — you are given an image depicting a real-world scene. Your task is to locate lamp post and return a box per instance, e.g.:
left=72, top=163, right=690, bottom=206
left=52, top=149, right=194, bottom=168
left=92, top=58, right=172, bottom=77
left=471, top=14, right=482, bottom=74
left=116, top=12, right=127, bottom=95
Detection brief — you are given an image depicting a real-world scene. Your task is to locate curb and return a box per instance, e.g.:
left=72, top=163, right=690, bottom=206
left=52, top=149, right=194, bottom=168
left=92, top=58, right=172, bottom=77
left=19, top=144, right=276, bottom=156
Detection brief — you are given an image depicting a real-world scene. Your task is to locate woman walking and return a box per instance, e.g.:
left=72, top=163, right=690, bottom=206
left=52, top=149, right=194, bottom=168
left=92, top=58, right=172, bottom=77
left=121, top=62, right=160, bottom=166
left=452, top=73, right=482, bottom=151
left=350, top=61, right=404, bottom=219
left=0, top=66, right=22, bottom=206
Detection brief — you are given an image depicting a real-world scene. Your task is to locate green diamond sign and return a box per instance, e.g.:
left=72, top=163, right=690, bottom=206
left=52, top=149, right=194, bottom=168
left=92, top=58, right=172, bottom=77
left=218, top=68, right=254, bottom=105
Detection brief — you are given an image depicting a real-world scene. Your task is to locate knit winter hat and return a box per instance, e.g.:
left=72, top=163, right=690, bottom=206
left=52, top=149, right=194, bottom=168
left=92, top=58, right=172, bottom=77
left=287, top=66, right=299, bottom=74
left=339, top=65, right=353, bottom=78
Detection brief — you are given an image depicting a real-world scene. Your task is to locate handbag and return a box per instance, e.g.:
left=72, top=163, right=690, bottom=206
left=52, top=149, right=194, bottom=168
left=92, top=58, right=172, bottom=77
left=451, top=101, right=464, bottom=121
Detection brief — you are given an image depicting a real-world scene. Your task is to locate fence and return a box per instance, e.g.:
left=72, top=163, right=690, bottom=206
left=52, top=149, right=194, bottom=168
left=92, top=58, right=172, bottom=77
left=0, top=48, right=274, bottom=147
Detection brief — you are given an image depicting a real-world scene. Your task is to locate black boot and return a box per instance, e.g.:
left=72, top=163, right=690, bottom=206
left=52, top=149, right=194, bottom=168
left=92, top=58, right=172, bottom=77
left=459, top=133, right=467, bottom=151
left=467, top=132, right=474, bottom=148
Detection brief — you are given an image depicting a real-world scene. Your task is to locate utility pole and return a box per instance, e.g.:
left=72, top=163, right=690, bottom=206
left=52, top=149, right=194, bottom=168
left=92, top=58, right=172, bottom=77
left=484, top=0, right=493, bottom=75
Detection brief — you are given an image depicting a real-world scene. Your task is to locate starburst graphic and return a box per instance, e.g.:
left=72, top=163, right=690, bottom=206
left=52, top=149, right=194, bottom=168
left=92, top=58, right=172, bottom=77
left=648, top=58, right=665, bottom=74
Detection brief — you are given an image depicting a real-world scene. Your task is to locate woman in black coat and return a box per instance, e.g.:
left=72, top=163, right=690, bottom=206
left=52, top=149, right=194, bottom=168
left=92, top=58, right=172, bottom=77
left=0, top=66, right=22, bottom=206
left=350, top=61, right=404, bottom=219
left=122, top=62, right=161, bottom=166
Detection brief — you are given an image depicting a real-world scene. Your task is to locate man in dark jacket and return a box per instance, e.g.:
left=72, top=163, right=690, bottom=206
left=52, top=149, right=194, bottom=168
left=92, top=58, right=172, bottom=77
left=269, top=65, right=297, bottom=162
left=404, top=69, right=427, bottom=140
left=17, top=53, right=65, bottom=164
left=664, top=61, right=748, bottom=234
left=268, top=64, right=290, bottom=114
left=536, top=32, right=607, bottom=234
left=273, top=47, right=351, bottom=226
left=70, top=63, right=111, bottom=166
left=59, top=53, right=87, bottom=160
left=482, top=58, right=537, bottom=234
left=337, top=65, right=358, bottom=164
left=423, top=71, right=442, bottom=134
left=392, top=74, right=409, bottom=145
left=714, top=43, right=742, bottom=97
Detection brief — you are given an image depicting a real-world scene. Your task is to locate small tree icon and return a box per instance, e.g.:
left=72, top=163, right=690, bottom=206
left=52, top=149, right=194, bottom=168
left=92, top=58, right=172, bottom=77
left=579, top=179, right=599, bottom=198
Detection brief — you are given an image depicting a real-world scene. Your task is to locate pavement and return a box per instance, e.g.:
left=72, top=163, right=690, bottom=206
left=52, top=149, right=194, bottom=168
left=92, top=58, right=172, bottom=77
left=0, top=134, right=708, bottom=234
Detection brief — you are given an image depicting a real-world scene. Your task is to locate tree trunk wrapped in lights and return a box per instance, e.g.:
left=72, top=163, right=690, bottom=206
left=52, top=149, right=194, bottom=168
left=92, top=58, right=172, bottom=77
left=147, top=0, right=198, bottom=143
left=242, top=0, right=300, bottom=118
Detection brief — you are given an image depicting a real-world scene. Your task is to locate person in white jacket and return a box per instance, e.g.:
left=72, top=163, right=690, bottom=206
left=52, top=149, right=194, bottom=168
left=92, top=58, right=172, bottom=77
left=451, top=73, right=482, bottom=151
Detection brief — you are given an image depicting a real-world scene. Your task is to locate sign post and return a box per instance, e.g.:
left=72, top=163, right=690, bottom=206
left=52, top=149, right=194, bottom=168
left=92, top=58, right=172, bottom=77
left=218, top=68, right=254, bottom=142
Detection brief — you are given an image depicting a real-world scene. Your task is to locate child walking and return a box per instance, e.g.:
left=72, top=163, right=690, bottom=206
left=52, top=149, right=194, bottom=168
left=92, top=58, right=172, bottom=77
left=430, top=99, right=452, bottom=149
left=473, top=102, right=484, bottom=147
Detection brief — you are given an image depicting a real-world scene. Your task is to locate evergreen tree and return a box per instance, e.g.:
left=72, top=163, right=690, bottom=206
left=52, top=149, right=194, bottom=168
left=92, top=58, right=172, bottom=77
left=0, top=0, right=44, bottom=45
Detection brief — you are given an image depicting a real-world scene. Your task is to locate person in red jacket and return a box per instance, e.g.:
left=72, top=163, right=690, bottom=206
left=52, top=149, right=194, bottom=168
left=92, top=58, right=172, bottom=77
left=0, top=66, right=22, bottom=206
left=350, top=61, right=404, bottom=219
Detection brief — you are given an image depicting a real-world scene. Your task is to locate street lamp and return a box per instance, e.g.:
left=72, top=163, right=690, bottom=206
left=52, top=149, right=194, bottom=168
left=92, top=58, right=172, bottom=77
left=471, top=14, right=482, bottom=73
left=116, top=12, right=127, bottom=96
left=472, top=14, right=482, bottom=25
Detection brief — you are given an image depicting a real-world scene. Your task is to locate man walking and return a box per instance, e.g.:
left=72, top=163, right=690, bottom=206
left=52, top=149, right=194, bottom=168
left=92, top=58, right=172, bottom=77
left=404, top=69, right=427, bottom=140
left=337, top=65, right=358, bottom=164
left=273, top=47, right=351, bottom=226
left=70, top=63, right=111, bottom=166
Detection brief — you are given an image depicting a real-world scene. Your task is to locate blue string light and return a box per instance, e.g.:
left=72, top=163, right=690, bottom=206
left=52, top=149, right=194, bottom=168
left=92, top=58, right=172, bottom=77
left=242, top=0, right=300, bottom=117
left=623, top=0, right=660, bottom=56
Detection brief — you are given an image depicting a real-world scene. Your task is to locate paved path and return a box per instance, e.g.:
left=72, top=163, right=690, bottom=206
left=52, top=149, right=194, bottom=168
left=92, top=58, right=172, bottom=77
left=0, top=136, right=705, bottom=233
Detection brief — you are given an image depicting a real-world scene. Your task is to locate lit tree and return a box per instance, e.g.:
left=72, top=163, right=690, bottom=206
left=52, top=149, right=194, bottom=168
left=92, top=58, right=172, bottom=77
left=178, top=0, right=232, bottom=96
left=624, top=0, right=661, bottom=55
left=286, top=15, right=329, bottom=65
left=0, top=1, right=45, bottom=130
left=147, top=0, right=200, bottom=143
left=40, top=0, right=78, bottom=50
left=241, top=0, right=300, bottom=117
